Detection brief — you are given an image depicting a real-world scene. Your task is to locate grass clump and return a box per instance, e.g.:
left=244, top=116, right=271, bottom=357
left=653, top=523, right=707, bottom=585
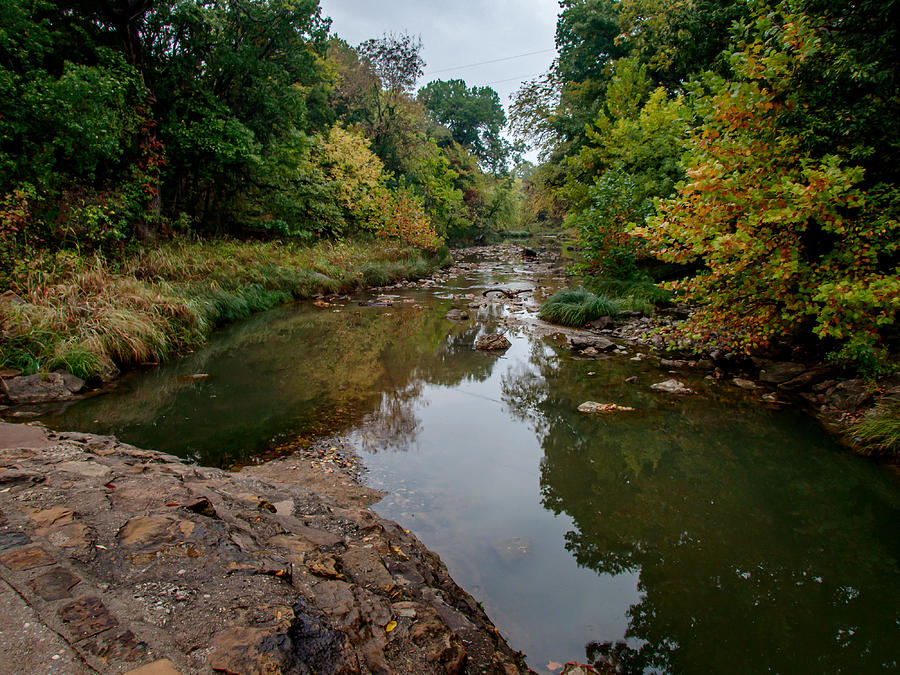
left=1, top=237, right=448, bottom=380
left=852, top=397, right=900, bottom=457
left=588, top=278, right=672, bottom=314
left=538, top=288, right=622, bottom=327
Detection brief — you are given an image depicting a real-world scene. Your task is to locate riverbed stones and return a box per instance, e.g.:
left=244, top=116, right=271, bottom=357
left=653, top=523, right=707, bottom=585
left=445, top=308, right=469, bottom=321
left=475, top=334, right=511, bottom=351
left=568, top=335, right=616, bottom=352
left=651, top=379, right=694, bottom=395
left=758, top=361, right=806, bottom=384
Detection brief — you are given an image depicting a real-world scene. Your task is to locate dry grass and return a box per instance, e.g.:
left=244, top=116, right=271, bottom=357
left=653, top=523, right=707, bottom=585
left=1, top=238, right=450, bottom=379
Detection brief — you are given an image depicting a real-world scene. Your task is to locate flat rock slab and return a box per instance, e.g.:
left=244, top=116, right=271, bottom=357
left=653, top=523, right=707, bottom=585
left=0, top=422, right=528, bottom=674
left=125, top=659, right=181, bottom=675
left=0, top=545, right=56, bottom=570
left=58, top=596, right=118, bottom=638
left=27, top=566, right=81, bottom=600
left=0, top=421, right=57, bottom=450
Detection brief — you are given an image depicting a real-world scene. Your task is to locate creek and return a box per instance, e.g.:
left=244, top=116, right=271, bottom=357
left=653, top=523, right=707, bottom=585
left=39, top=243, right=900, bottom=673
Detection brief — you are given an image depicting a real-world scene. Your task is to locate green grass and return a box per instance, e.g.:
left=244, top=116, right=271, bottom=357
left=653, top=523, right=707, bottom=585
left=588, top=278, right=672, bottom=314
left=0, top=238, right=450, bottom=380
left=538, top=288, right=622, bottom=327
left=852, top=397, right=900, bottom=457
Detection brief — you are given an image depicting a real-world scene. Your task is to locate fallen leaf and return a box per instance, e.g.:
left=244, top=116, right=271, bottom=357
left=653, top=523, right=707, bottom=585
left=385, top=620, right=397, bottom=633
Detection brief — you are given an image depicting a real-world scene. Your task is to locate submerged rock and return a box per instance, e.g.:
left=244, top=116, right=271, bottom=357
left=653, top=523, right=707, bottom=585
left=651, top=379, right=694, bottom=395
left=577, top=401, right=635, bottom=413
left=445, top=308, right=469, bottom=321
left=475, top=334, right=511, bottom=351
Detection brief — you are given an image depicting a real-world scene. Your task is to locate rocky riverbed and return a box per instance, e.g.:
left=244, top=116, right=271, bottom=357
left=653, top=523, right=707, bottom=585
left=0, top=422, right=528, bottom=674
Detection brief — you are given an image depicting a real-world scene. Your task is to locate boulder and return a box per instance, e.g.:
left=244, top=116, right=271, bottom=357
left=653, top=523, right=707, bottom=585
left=3, top=372, right=84, bottom=403
left=568, top=336, right=616, bottom=352
left=475, top=334, right=511, bottom=351
left=588, top=316, right=615, bottom=330
left=758, top=362, right=806, bottom=384
left=824, top=379, right=872, bottom=411
left=777, top=366, right=834, bottom=391
left=651, top=379, right=694, bottom=395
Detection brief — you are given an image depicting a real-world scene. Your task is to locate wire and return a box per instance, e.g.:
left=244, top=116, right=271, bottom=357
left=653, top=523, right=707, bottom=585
left=472, top=72, right=546, bottom=86
left=424, top=48, right=556, bottom=75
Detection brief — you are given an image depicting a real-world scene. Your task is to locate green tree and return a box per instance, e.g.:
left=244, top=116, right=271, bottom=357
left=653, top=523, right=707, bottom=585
left=417, top=79, right=511, bottom=172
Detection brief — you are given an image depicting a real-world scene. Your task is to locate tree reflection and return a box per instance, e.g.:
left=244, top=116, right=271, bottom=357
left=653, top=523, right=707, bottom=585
left=502, top=340, right=900, bottom=673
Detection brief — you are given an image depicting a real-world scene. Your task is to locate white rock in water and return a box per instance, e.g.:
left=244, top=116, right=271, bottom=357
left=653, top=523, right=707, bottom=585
left=650, top=379, right=694, bottom=395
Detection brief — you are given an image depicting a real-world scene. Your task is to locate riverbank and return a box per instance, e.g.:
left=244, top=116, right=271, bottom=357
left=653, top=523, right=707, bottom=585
left=0, top=421, right=528, bottom=674
left=0, top=237, right=450, bottom=387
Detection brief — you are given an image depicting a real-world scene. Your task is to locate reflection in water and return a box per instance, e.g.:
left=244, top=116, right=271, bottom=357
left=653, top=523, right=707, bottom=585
left=34, top=248, right=900, bottom=673
left=503, top=338, right=900, bottom=673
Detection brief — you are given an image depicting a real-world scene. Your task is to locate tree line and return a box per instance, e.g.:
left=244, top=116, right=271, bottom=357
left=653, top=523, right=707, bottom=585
left=514, top=0, right=898, bottom=374
left=0, top=0, right=526, bottom=284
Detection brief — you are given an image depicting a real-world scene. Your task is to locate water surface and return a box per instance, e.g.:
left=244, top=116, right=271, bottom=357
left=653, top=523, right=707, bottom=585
left=38, top=247, right=900, bottom=673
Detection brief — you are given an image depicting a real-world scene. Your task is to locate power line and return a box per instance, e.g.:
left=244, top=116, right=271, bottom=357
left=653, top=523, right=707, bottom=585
left=472, top=72, right=546, bottom=86
left=424, top=48, right=555, bottom=76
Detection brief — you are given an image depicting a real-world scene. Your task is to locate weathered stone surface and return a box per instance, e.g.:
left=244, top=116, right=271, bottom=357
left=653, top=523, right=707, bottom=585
left=825, top=379, right=873, bottom=411
left=0, top=545, right=56, bottom=570
left=0, top=532, right=30, bottom=551
left=475, top=334, right=512, bottom=351
left=758, top=361, right=807, bottom=384
left=651, top=379, right=694, bottom=395
left=117, top=516, right=195, bottom=549
left=733, top=378, right=758, bottom=390
left=3, top=373, right=78, bottom=403
left=569, top=335, right=616, bottom=352
left=53, top=369, right=85, bottom=394
left=27, top=567, right=81, bottom=600
left=446, top=308, right=469, bottom=321
left=56, top=460, right=112, bottom=478
left=123, top=659, right=179, bottom=675
left=58, top=596, right=118, bottom=638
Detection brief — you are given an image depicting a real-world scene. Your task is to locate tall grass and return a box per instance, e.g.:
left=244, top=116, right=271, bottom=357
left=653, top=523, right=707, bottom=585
left=0, top=238, right=449, bottom=380
left=538, top=289, right=622, bottom=328
left=587, top=278, right=672, bottom=314
left=852, top=397, right=900, bottom=457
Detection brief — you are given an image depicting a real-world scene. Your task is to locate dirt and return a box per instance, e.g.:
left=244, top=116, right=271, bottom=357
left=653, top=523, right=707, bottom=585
left=0, top=422, right=530, bottom=674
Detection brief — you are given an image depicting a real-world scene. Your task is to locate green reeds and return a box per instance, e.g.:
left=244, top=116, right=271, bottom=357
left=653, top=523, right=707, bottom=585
left=538, top=289, right=622, bottom=328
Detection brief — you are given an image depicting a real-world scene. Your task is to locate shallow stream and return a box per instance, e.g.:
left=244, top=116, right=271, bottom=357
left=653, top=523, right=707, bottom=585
left=40, top=244, right=900, bottom=673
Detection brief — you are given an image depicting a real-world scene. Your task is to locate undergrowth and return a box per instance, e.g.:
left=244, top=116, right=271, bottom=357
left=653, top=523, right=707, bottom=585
left=852, top=397, right=900, bottom=457
left=0, top=238, right=450, bottom=379
left=588, top=278, right=672, bottom=314
left=538, top=289, right=622, bottom=328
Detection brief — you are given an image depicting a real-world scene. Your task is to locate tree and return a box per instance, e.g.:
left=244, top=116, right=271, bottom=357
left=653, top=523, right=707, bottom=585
left=417, top=79, right=510, bottom=172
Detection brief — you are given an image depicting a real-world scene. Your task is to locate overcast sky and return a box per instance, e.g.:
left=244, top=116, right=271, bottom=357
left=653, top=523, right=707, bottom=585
left=319, top=0, right=559, bottom=113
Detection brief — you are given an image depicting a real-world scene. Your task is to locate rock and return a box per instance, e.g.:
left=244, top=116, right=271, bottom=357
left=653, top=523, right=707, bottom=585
left=581, top=347, right=599, bottom=356
left=0, top=545, right=56, bottom=570
left=123, top=659, right=180, bottom=675
left=660, top=358, right=686, bottom=369
left=0, top=368, right=22, bottom=379
left=53, top=369, right=85, bottom=393
left=0, top=532, right=31, bottom=550
left=778, top=366, right=834, bottom=391
left=3, top=373, right=79, bottom=403
left=761, top=393, right=780, bottom=403
left=56, top=460, right=112, bottom=478
left=58, top=596, right=118, bottom=638
left=27, top=567, right=81, bottom=601
left=650, top=379, right=694, bottom=395
left=758, top=362, right=806, bottom=384
left=577, top=402, right=635, bottom=414
left=696, top=359, right=715, bottom=370
left=491, top=536, right=532, bottom=564
left=475, top=334, right=511, bottom=351
left=117, top=515, right=196, bottom=549
left=824, top=379, right=872, bottom=411
left=625, top=376, right=639, bottom=384
left=589, top=316, right=615, bottom=330
left=568, top=336, right=616, bottom=352
left=522, top=247, right=538, bottom=258
left=445, top=309, right=469, bottom=321
left=733, top=378, right=757, bottom=390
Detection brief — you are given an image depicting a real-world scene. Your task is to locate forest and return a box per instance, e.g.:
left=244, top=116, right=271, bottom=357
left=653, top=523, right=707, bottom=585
left=0, top=0, right=897, bottom=433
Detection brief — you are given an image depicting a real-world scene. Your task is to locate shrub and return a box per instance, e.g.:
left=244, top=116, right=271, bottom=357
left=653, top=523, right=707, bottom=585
left=538, top=288, right=621, bottom=327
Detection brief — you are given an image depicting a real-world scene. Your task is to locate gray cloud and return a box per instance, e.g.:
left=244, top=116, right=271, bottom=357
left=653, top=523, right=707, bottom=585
left=319, top=0, right=559, bottom=108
